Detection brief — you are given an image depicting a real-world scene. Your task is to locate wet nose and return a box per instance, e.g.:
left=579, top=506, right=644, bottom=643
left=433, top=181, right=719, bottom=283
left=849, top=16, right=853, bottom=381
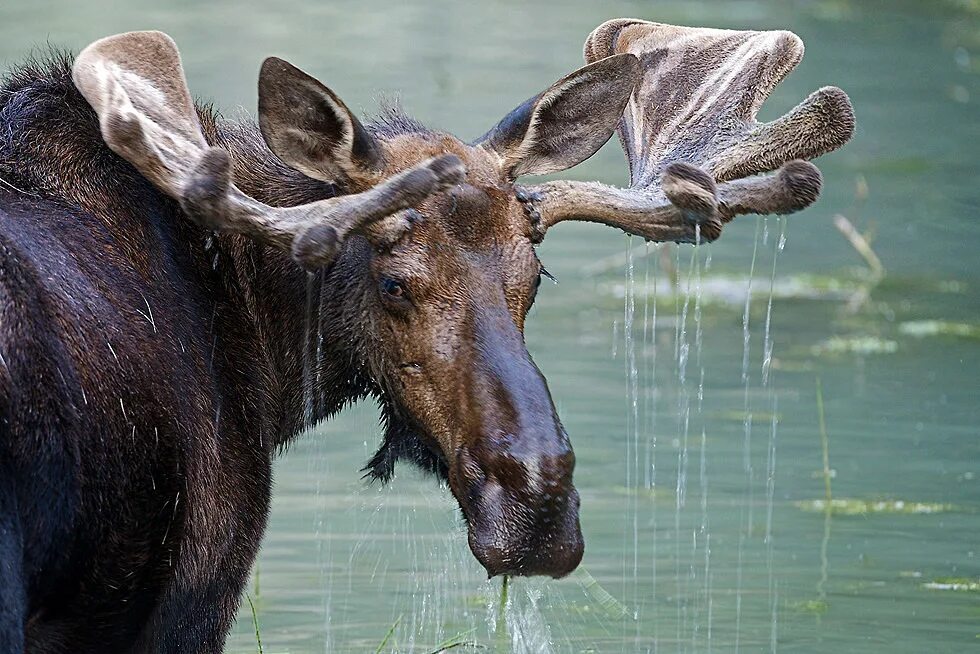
left=457, top=446, right=584, bottom=578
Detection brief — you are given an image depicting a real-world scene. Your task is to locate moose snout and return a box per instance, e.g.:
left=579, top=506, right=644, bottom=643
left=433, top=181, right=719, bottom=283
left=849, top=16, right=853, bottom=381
left=455, top=442, right=584, bottom=578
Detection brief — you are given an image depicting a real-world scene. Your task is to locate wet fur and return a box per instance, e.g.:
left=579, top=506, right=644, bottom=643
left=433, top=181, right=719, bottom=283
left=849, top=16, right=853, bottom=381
left=0, top=52, right=438, bottom=653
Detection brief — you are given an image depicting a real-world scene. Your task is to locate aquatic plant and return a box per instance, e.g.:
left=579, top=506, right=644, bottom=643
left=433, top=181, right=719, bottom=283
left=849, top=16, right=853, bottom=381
left=810, top=336, right=898, bottom=356
left=899, top=320, right=980, bottom=340
left=794, top=499, right=956, bottom=515
left=921, top=577, right=980, bottom=592
left=246, top=594, right=263, bottom=654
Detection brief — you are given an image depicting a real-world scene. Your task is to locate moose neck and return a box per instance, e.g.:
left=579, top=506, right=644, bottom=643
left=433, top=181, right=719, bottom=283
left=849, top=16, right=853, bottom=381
left=205, top=117, right=376, bottom=447
left=0, top=57, right=375, bottom=450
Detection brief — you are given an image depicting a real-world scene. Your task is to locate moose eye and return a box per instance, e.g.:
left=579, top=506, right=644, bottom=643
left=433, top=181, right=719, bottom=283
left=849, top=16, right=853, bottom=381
left=380, top=277, right=407, bottom=301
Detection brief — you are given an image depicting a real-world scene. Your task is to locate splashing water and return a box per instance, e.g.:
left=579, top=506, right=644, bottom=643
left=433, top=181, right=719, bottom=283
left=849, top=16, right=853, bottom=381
left=498, top=580, right=554, bottom=654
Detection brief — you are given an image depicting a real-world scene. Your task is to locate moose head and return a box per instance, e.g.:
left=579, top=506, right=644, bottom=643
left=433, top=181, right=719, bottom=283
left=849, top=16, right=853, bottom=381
left=72, top=20, right=853, bottom=578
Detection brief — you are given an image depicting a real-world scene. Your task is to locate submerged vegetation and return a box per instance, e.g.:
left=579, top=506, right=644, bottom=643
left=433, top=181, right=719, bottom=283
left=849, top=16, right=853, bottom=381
left=921, top=578, right=980, bottom=592
left=794, top=499, right=957, bottom=515
left=809, top=336, right=898, bottom=356
left=899, top=320, right=980, bottom=339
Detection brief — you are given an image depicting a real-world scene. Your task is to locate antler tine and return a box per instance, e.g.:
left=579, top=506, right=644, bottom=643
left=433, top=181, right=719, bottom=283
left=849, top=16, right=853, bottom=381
left=179, top=146, right=461, bottom=268
left=525, top=19, right=854, bottom=244
left=73, top=31, right=464, bottom=269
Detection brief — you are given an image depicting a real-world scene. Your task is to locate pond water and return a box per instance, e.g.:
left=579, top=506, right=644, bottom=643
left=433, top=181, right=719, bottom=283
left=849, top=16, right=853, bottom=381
left=2, top=0, right=977, bottom=651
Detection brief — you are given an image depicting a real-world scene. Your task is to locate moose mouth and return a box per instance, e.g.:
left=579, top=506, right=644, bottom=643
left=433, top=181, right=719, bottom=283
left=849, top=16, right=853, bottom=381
left=364, top=424, right=585, bottom=578
left=452, top=445, right=584, bottom=578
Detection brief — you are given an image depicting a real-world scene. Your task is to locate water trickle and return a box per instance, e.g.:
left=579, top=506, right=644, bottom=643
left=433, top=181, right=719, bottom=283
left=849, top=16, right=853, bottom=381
left=644, top=241, right=661, bottom=654
left=301, top=271, right=318, bottom=425
left=672, top=232, right=701, bottom=651
left=626, top=237, right=645, bottom=640
left=735, top=217, right=763, bottom=654
left=695, top=244, right=707, bottom=412
left=624, top=236, right=640, bottom=604
left=761, top=219, right=787, bottom=653
left=761, top=219, right=787, bottom=386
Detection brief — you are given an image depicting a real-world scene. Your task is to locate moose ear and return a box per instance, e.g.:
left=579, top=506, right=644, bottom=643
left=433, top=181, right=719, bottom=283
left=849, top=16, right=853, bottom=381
left=258, top=57, right=383, bottom=184
left=475, top=53, right=640, bottom=179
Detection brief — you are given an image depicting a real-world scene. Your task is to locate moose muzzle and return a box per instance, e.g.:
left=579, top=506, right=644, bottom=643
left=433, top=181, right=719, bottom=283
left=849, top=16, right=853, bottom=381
left=449, top=308, right=584, bottom=578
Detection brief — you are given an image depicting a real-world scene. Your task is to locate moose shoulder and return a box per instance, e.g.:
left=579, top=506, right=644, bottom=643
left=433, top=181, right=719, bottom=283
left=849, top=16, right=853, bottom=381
left=0, top=22, right=853, bottom=653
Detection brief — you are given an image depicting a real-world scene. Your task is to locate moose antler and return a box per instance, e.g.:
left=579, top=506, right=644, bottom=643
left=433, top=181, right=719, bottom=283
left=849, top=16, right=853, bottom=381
left=72, top=31, right=464, bottom=269
left=523, top=19, right=855, bottom=243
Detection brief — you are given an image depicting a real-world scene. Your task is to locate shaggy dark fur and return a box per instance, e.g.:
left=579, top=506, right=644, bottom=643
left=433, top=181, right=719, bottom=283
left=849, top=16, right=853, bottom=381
left=0, top=53, right=437, bottom=653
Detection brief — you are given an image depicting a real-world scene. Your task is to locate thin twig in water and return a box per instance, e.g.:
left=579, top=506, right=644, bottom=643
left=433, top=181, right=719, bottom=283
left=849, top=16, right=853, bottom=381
left=833, top=214, right=885, bottom=312
left=833, top=214, right=884, bottom=281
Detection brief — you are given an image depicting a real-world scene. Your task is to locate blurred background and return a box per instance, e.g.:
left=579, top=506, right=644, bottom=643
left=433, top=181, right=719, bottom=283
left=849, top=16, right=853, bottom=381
left=2, top=0, right=977, bottom=652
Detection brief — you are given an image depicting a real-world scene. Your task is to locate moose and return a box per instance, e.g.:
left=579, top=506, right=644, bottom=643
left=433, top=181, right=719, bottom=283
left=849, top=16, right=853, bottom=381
left=0, top=18, right=853, bottom=652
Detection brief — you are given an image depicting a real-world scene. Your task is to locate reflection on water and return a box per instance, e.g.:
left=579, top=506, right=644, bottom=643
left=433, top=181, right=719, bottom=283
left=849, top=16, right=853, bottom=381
left=2, top=0, right=977, bottom=651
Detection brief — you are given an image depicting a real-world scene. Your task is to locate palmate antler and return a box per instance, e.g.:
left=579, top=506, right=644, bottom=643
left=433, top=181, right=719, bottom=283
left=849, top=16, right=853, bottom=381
left=524, top=19, right=855, bottom=243
left=72, top=31, right=464, bottom=269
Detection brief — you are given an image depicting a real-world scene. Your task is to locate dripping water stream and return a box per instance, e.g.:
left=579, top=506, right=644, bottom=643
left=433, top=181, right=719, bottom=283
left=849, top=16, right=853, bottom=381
left=763, top=218, right=787, bottom=652
left=645, top=241, right=660, bottom=654
left=734, top=218, right=762, bottom=654
left=624, top=236, right=640, bottom=640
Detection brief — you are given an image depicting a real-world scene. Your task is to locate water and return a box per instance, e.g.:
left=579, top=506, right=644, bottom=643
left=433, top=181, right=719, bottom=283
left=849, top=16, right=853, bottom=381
left=3, top=0, right=978, bottom=651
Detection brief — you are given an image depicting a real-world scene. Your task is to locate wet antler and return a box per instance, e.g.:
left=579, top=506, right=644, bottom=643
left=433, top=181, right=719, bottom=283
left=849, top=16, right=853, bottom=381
left=524, top=19, right=855, bottom=243
left=72, top=31, right=463, bottom=269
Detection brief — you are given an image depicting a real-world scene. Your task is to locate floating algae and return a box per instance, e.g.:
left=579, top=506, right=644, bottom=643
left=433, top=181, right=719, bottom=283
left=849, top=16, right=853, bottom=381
left=810, top=336, right=898, bottom=356
left=921, top=577, right=980, bottom=592
left=899, top=320, right=980, bottom=340
left=794, top=499, right=955, bottom=515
